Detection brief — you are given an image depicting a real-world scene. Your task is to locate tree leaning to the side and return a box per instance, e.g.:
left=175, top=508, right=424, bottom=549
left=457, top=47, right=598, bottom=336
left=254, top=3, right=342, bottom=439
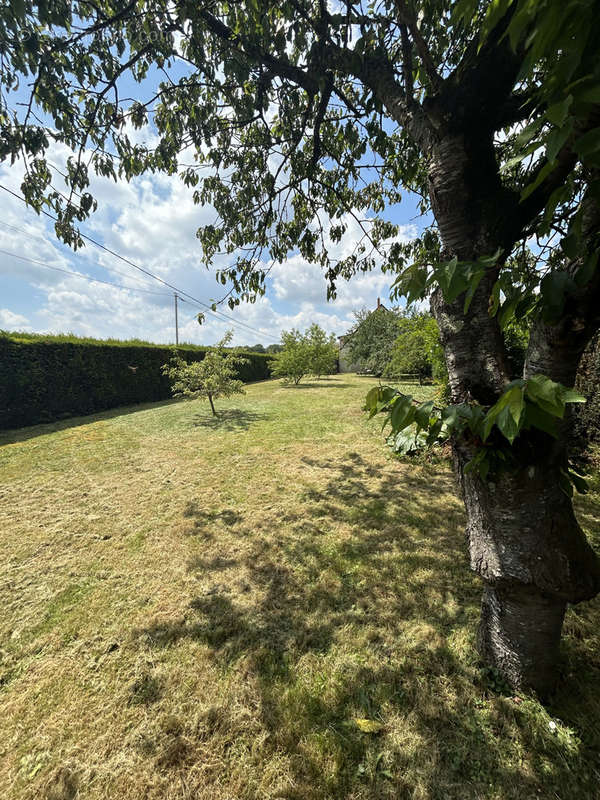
left=162, top=331, right=248, bottom=416
left=3, top=0, right=600, bottom=694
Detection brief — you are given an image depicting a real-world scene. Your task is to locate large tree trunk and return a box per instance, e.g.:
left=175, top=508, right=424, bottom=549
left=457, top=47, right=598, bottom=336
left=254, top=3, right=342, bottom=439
left=456, top=441, right=600, bottom=694
left=428, top=134, right=600, bottom=695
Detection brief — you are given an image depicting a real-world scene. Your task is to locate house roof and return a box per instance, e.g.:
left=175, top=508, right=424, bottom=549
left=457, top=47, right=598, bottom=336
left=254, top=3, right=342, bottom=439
left=338, top=298, right=392, bottom=346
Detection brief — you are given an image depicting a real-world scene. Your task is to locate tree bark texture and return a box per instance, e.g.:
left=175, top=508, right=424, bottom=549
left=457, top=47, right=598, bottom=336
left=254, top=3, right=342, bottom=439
left=458, top=446, right=600, bottom=693
left=427, top=133, right=600, bottom=694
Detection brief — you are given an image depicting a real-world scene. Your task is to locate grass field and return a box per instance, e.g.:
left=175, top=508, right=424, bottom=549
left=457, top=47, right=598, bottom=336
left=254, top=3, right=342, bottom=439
left=1, top=374, right=599, bottom=800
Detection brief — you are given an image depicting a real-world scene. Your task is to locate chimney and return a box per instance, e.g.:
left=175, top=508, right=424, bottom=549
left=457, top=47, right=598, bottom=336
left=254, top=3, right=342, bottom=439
left=377, top=297, right=381, bottom=309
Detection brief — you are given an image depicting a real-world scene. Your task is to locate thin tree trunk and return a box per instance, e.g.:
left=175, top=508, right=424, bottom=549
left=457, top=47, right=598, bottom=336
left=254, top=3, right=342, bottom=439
left=208, top=393, right=216, bottom=415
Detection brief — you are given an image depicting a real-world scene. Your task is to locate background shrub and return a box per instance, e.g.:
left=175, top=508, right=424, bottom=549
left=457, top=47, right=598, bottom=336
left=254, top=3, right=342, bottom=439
left=0, top=332, right=273, bottom=429
left=573, top=333, right=600, bottom=449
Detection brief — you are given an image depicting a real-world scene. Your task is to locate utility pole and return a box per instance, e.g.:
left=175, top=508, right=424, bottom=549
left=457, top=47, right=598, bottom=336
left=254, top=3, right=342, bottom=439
left=174, top=292, right=179, bottom=345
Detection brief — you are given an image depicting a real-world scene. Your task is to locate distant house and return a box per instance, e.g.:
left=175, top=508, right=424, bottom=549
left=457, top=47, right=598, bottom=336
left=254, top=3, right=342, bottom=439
left=337, top=298, right=389, bottom=374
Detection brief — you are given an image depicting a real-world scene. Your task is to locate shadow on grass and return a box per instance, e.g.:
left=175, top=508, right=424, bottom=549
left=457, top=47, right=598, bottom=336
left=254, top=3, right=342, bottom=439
left=282, top=381, right=355, bottom=390
left=0, top=397, right=181, bottom=446
left=191, top=408, right=269, bottom=431
left=133, top=452, right=600, bottom=799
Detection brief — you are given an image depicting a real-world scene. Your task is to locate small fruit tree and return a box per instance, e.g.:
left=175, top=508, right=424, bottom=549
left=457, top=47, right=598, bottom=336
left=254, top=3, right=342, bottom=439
left=162, top=331, right=248, bottom=416
left=271, top=329, right=312, bottom=385
left=307, top=324, right=338, bottom=379
left=273, top=325, right=338, bottom=384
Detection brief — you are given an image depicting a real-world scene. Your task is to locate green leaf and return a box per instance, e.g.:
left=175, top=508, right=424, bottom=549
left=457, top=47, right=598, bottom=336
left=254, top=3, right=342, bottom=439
left=9, top=0, right=26, bottom=18
left=414, top=400, right=434, bottom=430
left=480, top=0, right=514, bottom=50
left=573, top=128, right=600, bottom=158
left=364, top=386, right=380, bottom=415
left=546, top=95, right=573, bottom=127
left=377, top=387, right=399, bottom=410
left=441, top=404, right=464, bottom=434
left=575, top=252, right=598, bottom=287
left=573, top=85, right=600, bottom=104
left=540, top=271, right=575, bottom=319
left=560, top=232, right=579, bottom=260
left=390, top=395, right=415, bottom=431
left=465, top=448, right=490, bottom=480
left=521, top=161, right=556, bottom=201
left=500, top=140, right=542, bottom=172
left=498, top=292, right=524, bottom=329
left=463, top=269, right=485, bottom=313
left=522, top=402, right=559, bottom=438
left=426, top=419, right=443, bottom=446
left=489, top=280, right=501, bottom=317
left=452, top=0, right=479, bottom=26
left=562, top=388, right=586, bottom=404
left=483, top=384, right=525, bottom=443
left=391, top=426, right=428, bottom=455
left=393, top=263, right=429, bottom=305
left=525, top=374, right=566, bottom=417
left=545, top=122, right=573, bottom=164
left=496, top=387, right=526, bottom=443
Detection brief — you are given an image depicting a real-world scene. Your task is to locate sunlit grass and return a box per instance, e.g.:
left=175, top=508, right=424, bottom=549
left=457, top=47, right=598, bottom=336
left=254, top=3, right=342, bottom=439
left=0, top=375, right=598, bottom=799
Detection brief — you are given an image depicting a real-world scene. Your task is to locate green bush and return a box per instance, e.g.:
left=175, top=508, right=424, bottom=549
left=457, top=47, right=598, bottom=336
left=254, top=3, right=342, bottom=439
left=0, top=333, right=273, bottom=429
left=574, top=333, right=600, bottom=448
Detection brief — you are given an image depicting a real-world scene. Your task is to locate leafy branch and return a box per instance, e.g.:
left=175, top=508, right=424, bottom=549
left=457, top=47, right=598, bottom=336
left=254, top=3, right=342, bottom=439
left=365, top=373, right=587, bottom=490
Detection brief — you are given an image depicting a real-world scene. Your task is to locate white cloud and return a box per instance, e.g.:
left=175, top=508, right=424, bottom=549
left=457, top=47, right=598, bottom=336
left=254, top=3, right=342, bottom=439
left=0, top=137, right=416, bottom=347
left=0, top=308, right=30, bottom=330
left=269, top=214, right=416, bottom=316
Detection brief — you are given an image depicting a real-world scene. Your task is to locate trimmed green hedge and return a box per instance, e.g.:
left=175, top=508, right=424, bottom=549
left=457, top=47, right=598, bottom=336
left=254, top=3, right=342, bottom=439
left=0, top=334, right=273, bottom=429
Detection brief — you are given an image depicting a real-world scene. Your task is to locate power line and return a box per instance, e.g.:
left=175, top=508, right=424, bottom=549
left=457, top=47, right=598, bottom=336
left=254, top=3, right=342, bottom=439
left=0, top=247, right=175, bottom=297
left=0, top=219, right=169, bottom=293
left=0, top=183, right=281, bottom=343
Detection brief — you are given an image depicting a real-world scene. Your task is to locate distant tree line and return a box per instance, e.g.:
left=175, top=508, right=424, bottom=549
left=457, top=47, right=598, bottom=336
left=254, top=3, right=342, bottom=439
left=344, top=306, right=529, bottom=395
left=245, top=343, right=284, bottom=354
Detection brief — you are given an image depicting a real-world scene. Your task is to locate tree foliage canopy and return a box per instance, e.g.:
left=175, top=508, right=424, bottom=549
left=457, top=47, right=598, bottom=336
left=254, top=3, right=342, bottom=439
left=3, top=0, right=600, bottom=692
left=306, top=322, right=338, bottom=378
left=345, top=306, right=401, bottom=376
left=162, top=330, right=248, bottom=414
left=271, top=329, right=312, bottom=385
left=2, top=1, right=598, bottom=307
left=272, top=324, right=337, bottom=384
left=384, top=312, right=444, bottom=382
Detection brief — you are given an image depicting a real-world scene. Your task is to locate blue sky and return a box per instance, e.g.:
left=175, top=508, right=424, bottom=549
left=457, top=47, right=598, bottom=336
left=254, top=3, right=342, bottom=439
left=0, top=39, right=425, bottom=347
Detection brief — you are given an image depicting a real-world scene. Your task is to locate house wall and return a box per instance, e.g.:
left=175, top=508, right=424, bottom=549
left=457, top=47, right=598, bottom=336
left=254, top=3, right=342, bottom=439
left=338, top=343, right=361, bottom=373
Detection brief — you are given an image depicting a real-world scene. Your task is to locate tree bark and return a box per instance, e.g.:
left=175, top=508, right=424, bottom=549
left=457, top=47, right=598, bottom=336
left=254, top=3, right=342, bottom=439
left=428, top=133, right=600, bottom=695
left=525, top=182, right=600, bottom=386
left=456, top=441, right=600, bottom=695
left=478, top=584, right=565, bottom=695
left=208, top=393, right=216, bottom=415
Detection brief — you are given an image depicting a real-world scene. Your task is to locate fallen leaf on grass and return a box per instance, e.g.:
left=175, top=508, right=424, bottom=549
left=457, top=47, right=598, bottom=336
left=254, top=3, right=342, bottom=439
left=354, top=718, right=385, bottom=733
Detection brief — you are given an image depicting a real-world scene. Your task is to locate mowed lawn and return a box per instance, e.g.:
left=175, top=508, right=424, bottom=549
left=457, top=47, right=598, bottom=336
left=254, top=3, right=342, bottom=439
left=1, top=375, right=599, bottom=800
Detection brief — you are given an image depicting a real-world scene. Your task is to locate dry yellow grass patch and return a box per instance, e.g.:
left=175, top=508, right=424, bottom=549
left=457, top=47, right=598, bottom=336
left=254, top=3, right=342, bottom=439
left=0, top=375, right=598, bottom=800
